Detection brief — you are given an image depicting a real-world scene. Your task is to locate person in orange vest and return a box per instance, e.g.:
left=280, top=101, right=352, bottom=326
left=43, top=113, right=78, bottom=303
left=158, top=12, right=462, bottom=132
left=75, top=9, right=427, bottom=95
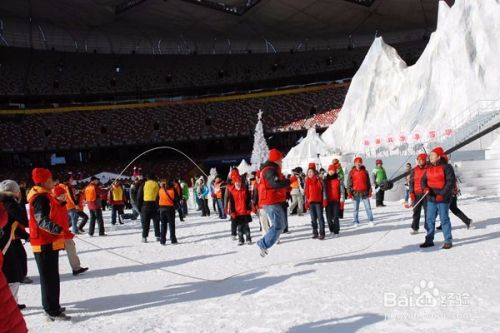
left=27, top=168, right=70, bottom=321
left=256, top=149, right=290, bottom=257
left=84, top=177, right=106, bottom=236
left=304, top=163, right=327, bottom=240
left=52, top=184, right=89, bottom=276
left=346, top=156, right=374, bottom=227
left=212, top=175, right=227, bottom=220
left=288, top=173, right=304, bottom=216
left=0, top=203, right=28, bottom=332
left=409, top=153, right=428, bottom=234
left=60, top=176, right=80, bottom=234
left=109, top=180, right=126, bottom=225
left=324, top=164, right=345, bottom=237
left=158, top=179, right=179, bottom=245
left=227, top=173, right=253, bottom=245
left=420, top=147, right=456, bottom=249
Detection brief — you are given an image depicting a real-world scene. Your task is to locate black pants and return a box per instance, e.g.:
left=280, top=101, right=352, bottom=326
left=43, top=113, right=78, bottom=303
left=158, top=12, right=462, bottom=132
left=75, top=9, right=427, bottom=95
left=89, top=209, right=105, bottom=236
left=160, top=207, right=177, bottom=244
left=411, top=194, right=427, bottom=231
left=176, top=204, right=184, bottom=221
left=237, top=222, right=251, bottom=242
left=450, top=196, right=470, bottom=224
left=376, top=188, right=385, bottom=206
left=181, top=199, right=188, bottom=216
left=77, top=211, right=89, bottom=229
left=281, top=202, right=289, bottom=232
left=325, top=201, right=341, bottom=234
left=231, top=218, right=237, bottom=237
left=201, top=199, right=210, bottom=216
left=34, top=249, right=61, bottom=316
left=141, top=203, right=160, bottom=239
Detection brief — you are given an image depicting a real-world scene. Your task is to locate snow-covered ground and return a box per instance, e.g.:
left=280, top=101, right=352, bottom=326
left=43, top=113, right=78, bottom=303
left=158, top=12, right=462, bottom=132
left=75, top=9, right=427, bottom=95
left=20, top=196, right=500, bottom=333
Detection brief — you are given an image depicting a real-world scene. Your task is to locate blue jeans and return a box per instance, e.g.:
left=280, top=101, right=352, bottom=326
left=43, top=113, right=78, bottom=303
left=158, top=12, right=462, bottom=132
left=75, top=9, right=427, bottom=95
left=257, top=204, right=285, bottom=250
left=425, top=200, right=452, bottom=244
left=68, top=208, right=79, bottom=234
left=216, top=198, right=226, bottom=219
left=309, top=203, right=325, bottom=235
left=353, top=196, right=373, bottom=224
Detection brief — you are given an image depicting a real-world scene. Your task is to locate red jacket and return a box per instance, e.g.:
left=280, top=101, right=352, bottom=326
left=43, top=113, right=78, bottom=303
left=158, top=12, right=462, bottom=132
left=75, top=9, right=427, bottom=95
left=305, top=176, right=325, bottom=203
left=228, top=185, right=252, bottom=219
left=27, top=187, right=65, bottom=253
left=0, top=252, right=28, bottom=333
left=52, top=199, right=75, bottom=240
left=347, top=166, right=371, bottom=196
left=325, top=174, right=343, bottom=202
left=421, top=161, right=456, bottom=203
left=409, top=165, right=427, bottom=195
left=259, top=162, right=289, bottom=206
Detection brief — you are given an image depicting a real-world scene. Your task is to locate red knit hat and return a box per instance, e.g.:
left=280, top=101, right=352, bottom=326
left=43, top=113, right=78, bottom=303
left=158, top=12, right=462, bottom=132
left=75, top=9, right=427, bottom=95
left=52, top=184, right=66, bottom=197
left=417, top=153, right=428, bottom=161
left=268, top=149, right=284, bottom=162
left=230, top=168, right=240, bottom=178
left=32, top=168, right=52, bottom=184
left=353, top=156, right=363, bottom=164
left=232, top=174, right=242, bottom=183
left=431, top=147, right=448, bottom=162
left=328, top=164, right=337, bottom=172
left=332, top=158, right=339, bottom=164
left=308, top=162, right=316, bottom=170
left=376, top=159, right=383, bottom=165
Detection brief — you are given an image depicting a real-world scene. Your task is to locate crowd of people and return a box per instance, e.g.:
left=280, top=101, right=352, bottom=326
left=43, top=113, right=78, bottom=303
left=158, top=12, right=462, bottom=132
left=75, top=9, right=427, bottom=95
left=0, top=144, right=474, bottom=328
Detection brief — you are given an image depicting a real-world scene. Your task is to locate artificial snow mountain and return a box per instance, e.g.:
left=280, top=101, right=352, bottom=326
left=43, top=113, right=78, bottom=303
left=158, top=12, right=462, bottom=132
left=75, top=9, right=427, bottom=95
left=321, top=0, right=500, bottom=154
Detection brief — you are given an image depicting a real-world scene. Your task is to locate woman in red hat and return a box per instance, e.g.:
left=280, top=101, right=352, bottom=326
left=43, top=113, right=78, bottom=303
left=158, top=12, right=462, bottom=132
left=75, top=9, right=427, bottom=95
left=304, top=163, right=327, bottom=239
left=227, top=174, right=253, bottom=245
left=419, top=147, right=456, bottom=249
left=324, top=164, right=345, bottom=237
left=409, top=153, right=428, bottom=234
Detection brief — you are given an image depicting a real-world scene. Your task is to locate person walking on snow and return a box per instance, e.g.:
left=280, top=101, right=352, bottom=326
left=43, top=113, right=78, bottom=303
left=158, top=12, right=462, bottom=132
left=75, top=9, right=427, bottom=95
left=256, top=149, right=290, bottom=257
left=84, top=177, right=106, bottom=237
left=158, top=179, right=179, bottom=245
left=372, top=159, right=387, bottom=207
left=419, top=147, right=456, bottom=250
left=346, top=157, right=374, bottom=227
left=288, top=174, right=304, bottom=216
left=324, top=164, right=345, bottom=238
left=304, top=163, right=327, bottom=240
left=409, top=154, right=428, bottom=234
left=213, top=176, right=227, bottom=220
left=137, top=174, right=160, bottom=243
left=227, top=173, right=253, bottom=245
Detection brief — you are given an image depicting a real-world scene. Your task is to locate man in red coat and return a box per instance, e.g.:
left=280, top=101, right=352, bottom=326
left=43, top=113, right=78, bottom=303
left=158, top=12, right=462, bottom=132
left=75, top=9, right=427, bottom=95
left=324, top=164, right=345, bottom=237
left=28, top=168, right=71, bottom=321
left=304, top=163, right=327, bottom=240
left=346, top=157, right=374, bottom=227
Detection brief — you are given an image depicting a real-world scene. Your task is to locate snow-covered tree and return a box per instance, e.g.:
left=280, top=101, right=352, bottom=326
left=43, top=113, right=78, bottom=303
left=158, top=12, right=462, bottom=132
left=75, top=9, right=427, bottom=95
left=250, top=110, right=269, bottom=170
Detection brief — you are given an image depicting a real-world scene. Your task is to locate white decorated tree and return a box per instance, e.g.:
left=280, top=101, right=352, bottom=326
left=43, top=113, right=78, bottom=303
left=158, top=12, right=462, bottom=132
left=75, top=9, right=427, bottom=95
left=250, top=110, right=270, bottom=170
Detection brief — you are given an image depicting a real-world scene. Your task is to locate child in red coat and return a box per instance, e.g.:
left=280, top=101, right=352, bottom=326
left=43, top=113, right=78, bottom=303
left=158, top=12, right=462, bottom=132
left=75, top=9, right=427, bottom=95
left=227, top=174, right=253, bottom=245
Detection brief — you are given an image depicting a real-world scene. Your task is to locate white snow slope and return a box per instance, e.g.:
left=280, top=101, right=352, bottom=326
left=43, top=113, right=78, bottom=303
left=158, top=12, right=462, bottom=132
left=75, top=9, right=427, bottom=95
left=321, top=0, right=500, bottom=154
left=21, top=195, right=500, bottom=332
left=283, top=128, right=332, bottom=172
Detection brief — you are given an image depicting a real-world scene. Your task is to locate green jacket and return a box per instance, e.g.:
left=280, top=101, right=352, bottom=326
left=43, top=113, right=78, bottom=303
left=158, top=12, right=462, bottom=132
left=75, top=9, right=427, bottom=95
left=181, top=181, right=189, bottom=200
left=372, top=166, right=387, bottom=186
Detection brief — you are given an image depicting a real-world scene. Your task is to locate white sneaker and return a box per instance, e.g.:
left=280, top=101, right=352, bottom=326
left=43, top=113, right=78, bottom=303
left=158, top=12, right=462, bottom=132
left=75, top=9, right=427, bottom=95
left=410, top=229, right=419, bottom=235
left=353, top=223, right=359, bottom=228
left=368, top=221, right=375, bottom=227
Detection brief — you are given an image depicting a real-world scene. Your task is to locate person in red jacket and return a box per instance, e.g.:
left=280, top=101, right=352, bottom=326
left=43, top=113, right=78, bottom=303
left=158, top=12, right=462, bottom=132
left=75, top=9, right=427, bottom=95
left=256, top=149, right=290, bottom=257
left=0, top=224, right=28, bottom=333
left=227, top=174, right=253, bottom=245
left=324, top=164, right=345, bottom=237
left=420, top=147, right=456, bottom=249
left=409, top=153, right=428, bottom=234
left=346, top=157, right=374, bottom=227
left=252, top=170, right=270, bottom=234
left=304, top=163, right=327, bottom=239
left=52, top=185, right=88, bottom=276
left=28, top=168, right=71, bottom=321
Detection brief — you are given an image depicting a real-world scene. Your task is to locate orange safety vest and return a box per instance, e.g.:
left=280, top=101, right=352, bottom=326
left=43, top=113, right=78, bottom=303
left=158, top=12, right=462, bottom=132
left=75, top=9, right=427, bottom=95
left=159, top=188, right=176, bottom=207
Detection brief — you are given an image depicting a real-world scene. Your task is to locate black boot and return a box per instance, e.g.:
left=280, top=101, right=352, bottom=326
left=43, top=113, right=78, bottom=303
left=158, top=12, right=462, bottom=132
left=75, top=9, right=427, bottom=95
left=420, top=241, right=435, bottom=248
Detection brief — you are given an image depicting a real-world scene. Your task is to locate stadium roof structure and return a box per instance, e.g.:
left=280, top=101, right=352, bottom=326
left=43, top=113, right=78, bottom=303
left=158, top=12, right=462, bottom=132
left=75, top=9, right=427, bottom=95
left=0, top=0, right=447, bottom=54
